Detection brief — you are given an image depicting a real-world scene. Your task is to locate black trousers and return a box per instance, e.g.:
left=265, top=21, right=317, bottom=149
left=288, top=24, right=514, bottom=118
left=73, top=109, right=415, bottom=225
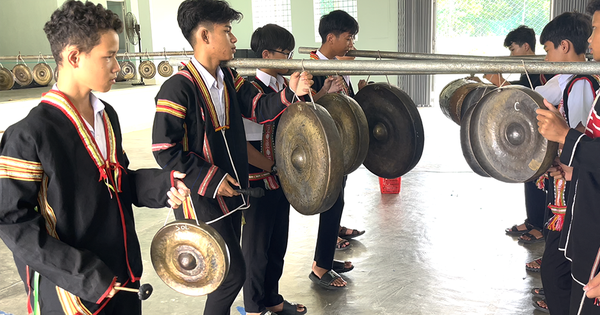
left=314, top=177, right=346, bottom=269
left=542, top=229, right=572, bottom=315
left=182, top=203, right=245, bottom=315
left=524, top=180, right=547, bottom=230
left=242, top=180, right=290, bottom=313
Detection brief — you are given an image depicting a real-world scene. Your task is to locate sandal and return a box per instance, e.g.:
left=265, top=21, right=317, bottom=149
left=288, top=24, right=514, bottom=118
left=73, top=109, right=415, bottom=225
left=519, top=231, right=545, bottom=244
left=336, top=237, right=351, bottom=251
left=531, top=287, right=545, bottom=298
left=308, top=270, right=346, bottom=290
left=505, top=222, right=532, bottom=235
left=532, top=297, right=550, bottom=313
left=333, top=260, right=354, bottom=273
left=526, top=258, right=542, bottom=272
left=339, top=226, right=365, bottom=239
left=278, top=300, right=307, bottom=315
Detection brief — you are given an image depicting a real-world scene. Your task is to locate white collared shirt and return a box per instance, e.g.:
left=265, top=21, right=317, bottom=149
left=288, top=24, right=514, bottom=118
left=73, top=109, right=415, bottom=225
left=316, top=49, right=351, bottom=86
left=52, top=84, right=107, bottom=159
left=242, top=69, right=286, bottom=141
left=191, top=56, right=226, bottom=127
left=535, top=74, right=596, bottom=128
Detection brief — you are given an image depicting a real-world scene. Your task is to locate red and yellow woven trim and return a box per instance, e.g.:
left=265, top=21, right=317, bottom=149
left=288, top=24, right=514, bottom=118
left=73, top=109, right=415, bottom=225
left=234, top=72, right=244, bottom=92
left=156, top=99, right=186, bottom=119
left=37, top=175, right=59, bottom=239
left=198, top=165, right=218, bottom=196
left=309, top=51, right=320, bottom=60
left=186, top=61, right=230, bottom=131
left=181, top=198, right=196, bottom=221
left=0, top=156, right=43, bottom=182
left=56, top=286, right=93, bottom=315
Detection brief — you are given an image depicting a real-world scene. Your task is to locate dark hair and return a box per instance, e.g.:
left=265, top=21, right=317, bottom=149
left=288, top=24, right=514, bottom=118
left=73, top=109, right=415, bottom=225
left=504, top=25, right=536, bottom=53
left=250, top=24, right=295, bottom=57
left=318, top=10, right=359, bottom=44
left=540, top=12, right=592, bottom=55
left=177, top=0, right=242, bottom=46
left=43, top=0, right=122, bottom=66
left=587, top=0, right=600, bottom=15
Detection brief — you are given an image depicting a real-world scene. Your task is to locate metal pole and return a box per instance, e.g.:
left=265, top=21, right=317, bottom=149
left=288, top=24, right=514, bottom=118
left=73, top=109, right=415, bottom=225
left=225, top=58, right=600, bottom=75
left=297, top=47, right=553, bottom=62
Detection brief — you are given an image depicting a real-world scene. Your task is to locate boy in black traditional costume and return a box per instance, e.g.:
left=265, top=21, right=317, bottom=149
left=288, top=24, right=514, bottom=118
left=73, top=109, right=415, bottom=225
left=0, top=1, right=188, bottom=314
left=151, top=1, right=312, bottom=314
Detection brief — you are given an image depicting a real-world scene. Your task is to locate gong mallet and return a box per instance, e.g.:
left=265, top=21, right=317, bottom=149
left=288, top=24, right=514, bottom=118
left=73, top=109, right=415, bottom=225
left=234, top=187, right=265, bottom=198
left=114, top=283, right=153, bottom=300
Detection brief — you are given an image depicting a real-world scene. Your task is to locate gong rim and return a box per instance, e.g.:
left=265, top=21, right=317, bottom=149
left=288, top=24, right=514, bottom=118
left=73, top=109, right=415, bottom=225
left=275, top=102, right=344, bottom=215
left=158, top=60, right=174, bottom=77
left=470, top=85, right=558, bottom=183
left=12, top=64, right=33, bottom=86
left=120, top=61, right=136, bottom=80
left=33, top=63, right=53, bottom=86
left=0, top=67, right=15, bottom=90
left=460, top=104, right=490, bottom=177
left=355, top=83, right=425, bottom=179
left=318, top=93, right=369, bottom=175
left=150, top=219, right=230, bottom=296
left=139, top=60, right=157, bottom=79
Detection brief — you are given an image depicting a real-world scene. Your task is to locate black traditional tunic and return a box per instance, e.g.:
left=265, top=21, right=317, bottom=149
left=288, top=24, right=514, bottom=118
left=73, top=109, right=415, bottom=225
left=0, top=90, right=173, bottom=314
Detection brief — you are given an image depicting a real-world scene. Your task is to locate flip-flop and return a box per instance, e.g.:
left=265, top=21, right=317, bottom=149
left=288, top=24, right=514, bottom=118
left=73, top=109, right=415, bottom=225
left=532, top=297, right=550, bottom=313
left=531, top=287, right=545, bottom=298
left=526, top=258, right=542, bottom=272
left=308, top=270, right=346, bottom=290
left=519, top=232, right=545, bottom=244
left=339, top=226, right=365, bottom=239
left=278, top=300, right=307, bottom=315
left=333, top=260, right=354, bottom=273
left=336, top=237, right=351, bottom=251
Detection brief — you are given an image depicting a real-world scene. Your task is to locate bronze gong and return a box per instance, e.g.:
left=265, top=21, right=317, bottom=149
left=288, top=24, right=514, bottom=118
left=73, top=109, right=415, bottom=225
left=33, top=63, right=53, bottom=86
left=0, top=67, right=15, bottom=90
left=12, top=64, right=33, bottom=86
left=469, top=85, right=558, bottom=183
left=460, top=104, right=490, bottom=177
left=158, top=60, right=174, bottom=77
left=439, top=77, right=493, bottom=125
left=120, top=61, right=136, bottom=80
left=318, top=93, right=369, bottom=174
left=151, top=219, right=229, bottom=296
left=139, top=60, right=157, bottom=79
left=275, top=102, right=344, bottom=215
left=354, top=83, right=424, bottom=179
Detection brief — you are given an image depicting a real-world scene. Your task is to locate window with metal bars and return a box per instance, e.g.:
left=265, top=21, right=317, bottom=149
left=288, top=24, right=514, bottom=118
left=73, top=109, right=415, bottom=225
left=313, top=0, right=358, bottom=43
left=251, top=0, right=292, bottom=32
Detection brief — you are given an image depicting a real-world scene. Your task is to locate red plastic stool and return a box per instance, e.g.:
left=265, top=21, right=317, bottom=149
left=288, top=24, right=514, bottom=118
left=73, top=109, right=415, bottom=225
left=379, top=177, right=401, bottom=194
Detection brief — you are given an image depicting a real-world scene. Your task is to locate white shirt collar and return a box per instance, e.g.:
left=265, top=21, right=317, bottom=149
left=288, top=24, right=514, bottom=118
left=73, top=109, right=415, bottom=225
left=191, top=56, right=224, bottom=89
left=52, top=83, right=105, bottom=117
left=255, top=69, right=285, bottom=91
left=316, top=50, right=329, bottom=60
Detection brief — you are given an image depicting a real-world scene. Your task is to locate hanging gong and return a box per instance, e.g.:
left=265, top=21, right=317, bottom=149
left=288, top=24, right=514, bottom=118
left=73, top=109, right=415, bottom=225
left=318, top=93, right=369, bottom=174
left=151, top=219, right=229, bottom=296
left=439, top=77, right=492, bottom=125
left=354, top=83, right=424, bottom=179
left=32, top=63, right=53, bottom=86
left=459, top=84, right=494, bottom=120
left=120, top=61, right=136, bottom=80
left=139, top=60, right=157, bottom=79
left=12, top=64, right=33, bottom=86
left=460, top=104, right=490, bottom=177
left=54, top=67, right=59, bottom=82
left=469, top=85, right=558, bottom=183
left=158, top=60, right=174, bottom=77
left=0, top=67, right=15, bottom=90
left=275, top=102, right=344, bottom=215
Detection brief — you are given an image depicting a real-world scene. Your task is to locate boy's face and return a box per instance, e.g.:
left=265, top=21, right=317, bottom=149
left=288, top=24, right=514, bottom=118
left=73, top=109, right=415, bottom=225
left=589, top=12, right=600, bottom=61
left=203, top=22, right=237, bottom=61
left=330, top=31, right=355, bottom=57
left=543, top=40, right=566, bottom=62
left=508, top=42, right=529, bottom=56
left=69, top=30, right=120, bottom=93
left=264, top=48, right=292, bottom=74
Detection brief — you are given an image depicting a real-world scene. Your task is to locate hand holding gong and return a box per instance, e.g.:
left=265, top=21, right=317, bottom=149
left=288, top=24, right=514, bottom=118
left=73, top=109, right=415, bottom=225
left=290, top=71, right=313, bottom=96
left=536, top=99, right=570, bottom=144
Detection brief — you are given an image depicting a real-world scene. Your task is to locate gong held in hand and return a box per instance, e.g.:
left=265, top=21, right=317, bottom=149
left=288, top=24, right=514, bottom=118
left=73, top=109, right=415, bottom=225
left=466, top=85, right=557, bottom=182
left=151, top=219, right=230, bottom=296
